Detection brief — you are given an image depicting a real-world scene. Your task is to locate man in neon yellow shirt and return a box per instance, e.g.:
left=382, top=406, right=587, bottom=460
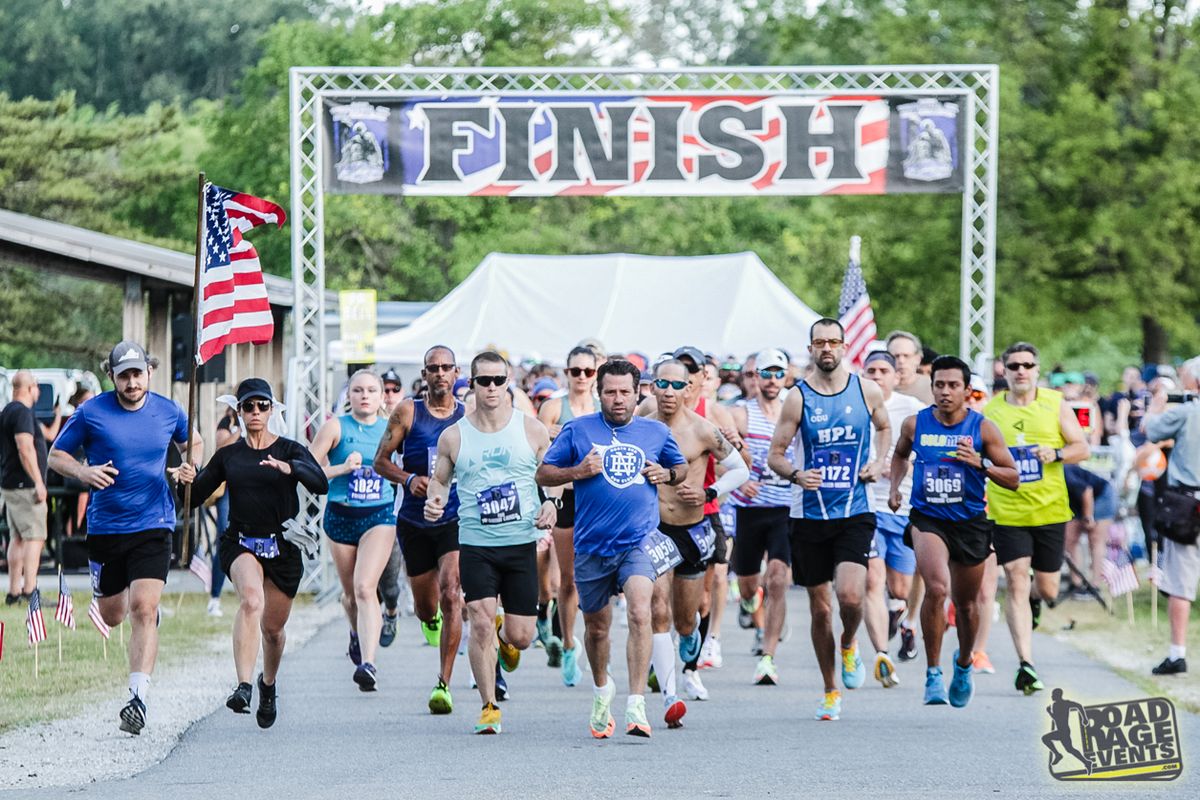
left=984, top=342, right=1089, bottom=695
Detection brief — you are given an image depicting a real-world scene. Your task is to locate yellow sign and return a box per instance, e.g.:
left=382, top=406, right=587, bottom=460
left=339, top=289, right=377, bottom=363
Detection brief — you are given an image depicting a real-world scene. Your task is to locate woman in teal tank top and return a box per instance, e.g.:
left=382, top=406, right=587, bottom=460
left=309, top=370, right=396, bottom=690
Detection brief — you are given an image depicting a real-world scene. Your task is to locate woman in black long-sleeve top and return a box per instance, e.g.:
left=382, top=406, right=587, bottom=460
left=180, top=378, right=328, bottom=729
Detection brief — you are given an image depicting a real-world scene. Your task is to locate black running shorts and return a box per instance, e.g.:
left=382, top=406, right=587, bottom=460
left=732, top=506, right=792, bottom=576
left=398, top=519, right=460, bottom=577
left=906, top=510, right=994, bottom=568
left=86, top=529, right=172, bottom=598
left=992, top=522, right=1066, bottom=573
left=788, top=514, right=877, bottom=587
left=459, top=542, right=538, bottom=615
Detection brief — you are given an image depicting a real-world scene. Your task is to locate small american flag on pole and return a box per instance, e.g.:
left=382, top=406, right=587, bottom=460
left=189, top=552, right=212, bottom=593
left=26, top=588, right=47, bottom=645
left=837, top=235, right=878, bottom=371
left=55, top=570, right=76, bottom=630
left=1103, top=544, right=1140, bottom=597
left=88, top=598, right=111, bottom=640
left=197, top=182, right=286, bottom=364
left=0, top=621, right=5, bottom=661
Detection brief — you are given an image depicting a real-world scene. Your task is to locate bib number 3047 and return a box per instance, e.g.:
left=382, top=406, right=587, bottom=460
left=476, top=482, right=521, bottom=525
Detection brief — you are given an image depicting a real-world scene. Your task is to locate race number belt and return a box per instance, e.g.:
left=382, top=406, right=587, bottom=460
left=686, top=520, right=716, bottom=563
left=238, top=533, right=280, bottom=559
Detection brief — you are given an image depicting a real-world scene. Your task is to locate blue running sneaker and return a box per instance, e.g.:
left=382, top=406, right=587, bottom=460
left=924, top=667, right=948, bottom=705
left=814, top=690, right=842, bottom=721
left=841, top=644, right=866, bottom=690
left=494, top=661, right=510, bottom=701
left=348, top=631, right=362, bottom=666
left=561, top=646, right=581, bottom=687
left=949, top=650, right=974, bottom=708
left=353, top=662, right=378, bottom=692
left=679, top=629, right=702, bottom=665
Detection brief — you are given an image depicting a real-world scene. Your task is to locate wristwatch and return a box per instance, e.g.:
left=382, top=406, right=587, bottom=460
left=545, top=496, right=564, bottom=511
left=979, top=457, right=993, bottom=472
left=705, top=487, right=718, bottom=503
left=789, top=469, right=802, bottom=484
left=1053, top=448, right=1064, bottom=462
left=668, top=468, right=677, bottom=484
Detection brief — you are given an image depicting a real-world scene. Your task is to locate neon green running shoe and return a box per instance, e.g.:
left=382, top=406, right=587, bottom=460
left=421, top=609, right=443, bottom=648
left=428, top=679, right=453, bottom=715
left=590, top=682, right=616, bottom=739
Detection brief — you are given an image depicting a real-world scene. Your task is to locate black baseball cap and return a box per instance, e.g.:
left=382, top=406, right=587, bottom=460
left=381, top=369, right=402, bottom=386
left=108, top=341, right=149, bottom=375
left=235, top=378, right=275, bottom=404
left=672, top=346, right=705, bottom=373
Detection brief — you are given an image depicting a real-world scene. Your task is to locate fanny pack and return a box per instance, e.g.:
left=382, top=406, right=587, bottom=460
left=1156, top=485, right=1200, bottom=546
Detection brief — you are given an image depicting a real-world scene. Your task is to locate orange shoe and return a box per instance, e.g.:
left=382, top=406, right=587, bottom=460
left=972, top=651, right=995, bottom=674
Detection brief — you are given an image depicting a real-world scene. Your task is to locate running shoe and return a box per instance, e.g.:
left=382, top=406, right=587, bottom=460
left=590, top=682, right=616, bottom=738
left=545, top=634, right=564, bottom=668
left=753, top=654, right=778, bottom=686
left=678, top=628, right=702, bottom=665
left=1152, top=657, right=1188, bottom=675
left=226, top=682, right=252, bottom=714
left=428, top=680, right=453, bottom=714
left=924, top=667, right=948, bottom=705
left=841, top=644, right=866, bottom=690
left=475, top=702, right=501, bottom=735
left=972, top=651, right=995, bottom=674
left=1029, top=596, right=1042, bottom=630
left=380, top=611, right=398, bottom=648
left=1015, top=662, right=1045, bottom=695
left=699, top=637, right=723, bottom=670
left=4, top=593, right=19, bottom=606
left=948, top=650, right=974, bottom=708
left=535, top=617, right=552, bottom=648
left=625, top=696, right=651, bottom=738
left=682, top=668, right=709, bottom=701
left=119, top=695, right=147, bottom=735
left=495, top=662, right=510, bottom=701
left=562, top=646, right=582, bottom=687
left=738, top=587, right=763, bottom=629
left=496, top=615, right=520, bottom=672
left=347, top=630, right=362, bottom=666
left=255, top=674, right=277, bottom=729
left=663, top=694, right=687, bottom=729
left=873, top=652, right=900, bottom=688
left=353, top=662, right=378, bottom=692
left=898, top=626, right=918, bottom=662
left=815, top=690, right=842, bottom=721
left=206, top=597, right=223, bottom=617
left=750, top=628, right=764, bottom=656
left=421, top=609, right=443, bottom=648
left=647, top=667, right=660, bottom=694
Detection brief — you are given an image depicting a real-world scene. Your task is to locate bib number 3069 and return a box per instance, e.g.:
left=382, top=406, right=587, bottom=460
left=921, top=463, right=965, bottom=505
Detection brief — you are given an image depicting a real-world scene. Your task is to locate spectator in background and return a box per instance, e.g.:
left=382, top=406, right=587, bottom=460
left=62, top=385, right=95, bottom=537
left=1143, top=357, right=1200, bottom=675
left=2, top=371, right=49, bottom=604
left=1104, top=366, right=1148, bottom=448
left=1063, top=462, right=1115, bottom=598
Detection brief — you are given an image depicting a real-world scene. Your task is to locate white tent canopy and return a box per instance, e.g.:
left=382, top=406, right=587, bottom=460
left=330, top=252, right=822, bottom=366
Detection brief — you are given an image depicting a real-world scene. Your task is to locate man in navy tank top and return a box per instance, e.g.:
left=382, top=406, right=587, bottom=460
left=373, top=345, right=466, bottom=715
left=889, top=355, right=1018, bottom=709
left=768, top=318, right=892, bottom=722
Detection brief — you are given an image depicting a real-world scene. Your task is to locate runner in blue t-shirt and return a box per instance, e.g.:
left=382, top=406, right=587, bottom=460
left=538, top=359, right=687, bottom=740
left=48, top=341, right=201, bottom=737
left=890, top=355, right=1018, bottom=709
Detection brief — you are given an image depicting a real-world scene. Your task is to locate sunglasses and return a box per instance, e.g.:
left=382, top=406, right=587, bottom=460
left=383, top=386, right=402, bottom=394
left=810, top=338, right=844, bottom=349
left=240, top=400, right=272, bottom=413
left=654, top=378, right=688, bottom=390
left=969, top=389, right=987, bottom=400
left=758, top=368, right=786, bottom=380
left=423, top=363, right=456, bottom=373
left=472, top=375, right=508, bottom=388
left=1006, top=361, right=1038, bottom=372
left=720, top=362, right=742, bottom=371
left=567, top=367, right=596, bottom=378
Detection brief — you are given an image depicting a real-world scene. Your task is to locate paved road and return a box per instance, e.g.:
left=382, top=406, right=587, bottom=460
left=21, top=589, right=1199, bottom=799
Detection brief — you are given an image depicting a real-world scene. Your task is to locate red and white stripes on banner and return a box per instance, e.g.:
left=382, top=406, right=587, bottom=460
left=196, top=183, right=286, bottom=364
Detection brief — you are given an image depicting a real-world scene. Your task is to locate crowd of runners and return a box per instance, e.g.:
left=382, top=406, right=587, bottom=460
left=44, top=321, right=1191, bottom=739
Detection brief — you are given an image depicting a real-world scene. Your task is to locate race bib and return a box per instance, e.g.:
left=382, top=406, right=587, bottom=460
left=427, top=445, right=438, bottom=473
left=640, top=530, right=683, bottom=577
left=239, top=534, right=280, bottom=559
left=921, top=462, right=965, bottom=505
left=88, top=560, right=103, bottom=595
left=814, top=446, right=856, bottom=490
left=347, top=467, right=384, bottom=503
left=687, top=520, right=716, bottom=563
left=758, top=458, right=792, bottom=488
left=476, top=482, right=522, bottom=525
left=1010, top=446, right=1043, bottom=484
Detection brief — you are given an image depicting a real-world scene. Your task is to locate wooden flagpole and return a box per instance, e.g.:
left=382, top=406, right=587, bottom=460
left=179, top=172, right=205, bottom=598
left=57, top=626, right=62, bottom=663
left=1150, top=540, right=1159, bottom=630
left=34, top=642, right=39, bottom=680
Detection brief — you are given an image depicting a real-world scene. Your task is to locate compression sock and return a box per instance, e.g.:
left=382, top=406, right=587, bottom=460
left=651, top=632, right=677, bottom=697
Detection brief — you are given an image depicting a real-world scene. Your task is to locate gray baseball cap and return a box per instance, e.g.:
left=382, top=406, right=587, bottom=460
left=108, top=341, right=149, bottom=375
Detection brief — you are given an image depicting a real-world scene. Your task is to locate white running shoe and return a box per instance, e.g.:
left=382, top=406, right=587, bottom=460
left=682, top=668, right=709, bottom=701
left=206, top=598, right=223, bottom=617
left=699, top=637, right=723, bottom=670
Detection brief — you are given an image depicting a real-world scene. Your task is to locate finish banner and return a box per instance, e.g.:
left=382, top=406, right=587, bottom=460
left=322, top=94, right=965, bottom=196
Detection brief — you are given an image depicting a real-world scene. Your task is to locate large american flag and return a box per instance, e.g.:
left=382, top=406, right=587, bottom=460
left=26, top=588, right=47, bottom=645
left=837, top=236, right=877, bottom=370
left=1103, top=544, right=1140, bottom=597
left=55, top=570, right=76, bottom=630
left=197, top=182, right=286, bottom=364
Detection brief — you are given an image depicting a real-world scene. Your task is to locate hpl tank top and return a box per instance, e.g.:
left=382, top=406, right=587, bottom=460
left=790, top=375, right=873, bottom=520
